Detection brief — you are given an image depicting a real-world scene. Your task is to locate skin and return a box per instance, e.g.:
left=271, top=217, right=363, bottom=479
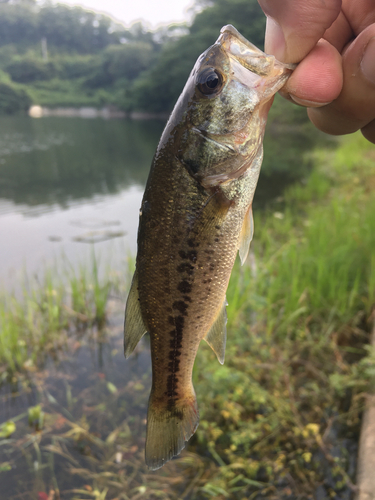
left=257, top=0, right=375, bottom=143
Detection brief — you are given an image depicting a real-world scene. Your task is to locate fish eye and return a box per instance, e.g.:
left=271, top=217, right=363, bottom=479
left=196, top=68, right=224, bottom=96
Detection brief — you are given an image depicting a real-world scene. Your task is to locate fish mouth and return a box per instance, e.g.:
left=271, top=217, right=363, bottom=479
left=217, top=24, right=295, bottom=79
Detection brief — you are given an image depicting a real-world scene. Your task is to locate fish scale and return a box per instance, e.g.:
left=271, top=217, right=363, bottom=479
left=124, top=24, right=295, bottom=470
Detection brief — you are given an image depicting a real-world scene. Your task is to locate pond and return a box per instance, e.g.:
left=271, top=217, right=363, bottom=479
left=0, top=116, right=165, bottom=291
left=1, top=114, right=333, bottom=499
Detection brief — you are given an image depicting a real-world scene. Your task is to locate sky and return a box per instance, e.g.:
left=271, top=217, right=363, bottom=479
left=58, top=0, right=197, bottom=29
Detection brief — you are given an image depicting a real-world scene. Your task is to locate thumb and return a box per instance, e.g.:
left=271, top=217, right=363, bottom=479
left=258, top=0, right=342, bottom=63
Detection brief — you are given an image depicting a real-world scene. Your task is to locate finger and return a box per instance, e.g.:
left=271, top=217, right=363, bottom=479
left=361, top=119, right=375, bottom=144
left=323, top=0, right=375, bottom=51
left=323, top=10, right=353, bottom=52
left=258, top=0, right=342, bottom=62
left=308, top=25, right=375, bottom=137
left=342, top=0, right=375, bottom=34
left=283, top=39, right=343, bottom=106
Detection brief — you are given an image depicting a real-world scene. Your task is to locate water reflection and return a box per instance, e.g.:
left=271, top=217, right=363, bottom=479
left=0, top=117, right=165, bottom=288
left=0, top=117, right=164, bottom=208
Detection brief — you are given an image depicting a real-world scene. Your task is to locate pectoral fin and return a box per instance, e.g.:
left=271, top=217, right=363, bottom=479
left=239, top=205, right=253, bottom=265
left=124, top=269, right=147, bottom=358
left=203, top=298, right=228, bottom=365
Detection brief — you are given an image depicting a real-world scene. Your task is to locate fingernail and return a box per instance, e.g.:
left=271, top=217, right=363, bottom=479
left=290, top=95, right=331, bottom=108
left=361, top=37, right=375, bottom=85
left=265, top=17, right=286, bottom=61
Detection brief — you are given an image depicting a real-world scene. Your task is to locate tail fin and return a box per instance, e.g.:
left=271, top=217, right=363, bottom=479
left=145, top=390, right=199, bottom=470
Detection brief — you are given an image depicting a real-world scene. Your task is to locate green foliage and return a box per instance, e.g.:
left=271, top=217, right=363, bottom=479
left=5, top=58, right=55, bottom=83
left=191, top=0, right=266, bottom=48
left=0, top=2, right=125, bottom=53
left=0, top=0, right=316, bottom=121
left=103, top=42, right=154, bottom=82
left=0, top=81, right=31, bottom=114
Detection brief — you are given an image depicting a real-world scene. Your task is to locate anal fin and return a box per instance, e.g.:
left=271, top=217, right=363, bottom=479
left=203, top=297, right=227, bottom=365
left=124, top=269, right=147, bottom=358
left=239, top=204, right=254, bottom=265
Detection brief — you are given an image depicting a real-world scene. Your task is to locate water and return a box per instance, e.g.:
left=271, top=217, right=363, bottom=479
left=0, top=116, right=164, bottom=290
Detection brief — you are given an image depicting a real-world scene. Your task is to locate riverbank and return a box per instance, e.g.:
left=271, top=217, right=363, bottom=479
left=0, top=132, right=374, bottom=499
left=28, top=105, right=169, bottom=120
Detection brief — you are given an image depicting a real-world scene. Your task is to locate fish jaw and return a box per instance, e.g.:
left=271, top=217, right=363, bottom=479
left=218, top=24, right=296, bottom=85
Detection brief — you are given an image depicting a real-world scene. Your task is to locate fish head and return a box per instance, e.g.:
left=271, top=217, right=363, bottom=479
left=173, top=25, right=295, bottom=188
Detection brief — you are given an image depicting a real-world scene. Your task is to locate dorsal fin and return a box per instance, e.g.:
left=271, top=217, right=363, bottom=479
left=238, top=204, right=253, bottom=265
left=203, top=297, right=228, bottom=364
left=124, top=269, right=147, bottom=358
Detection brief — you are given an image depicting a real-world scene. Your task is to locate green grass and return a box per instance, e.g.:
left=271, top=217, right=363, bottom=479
left=0, top=254, right=123, bottom=374
left=191, top=133, right=375, bottom=497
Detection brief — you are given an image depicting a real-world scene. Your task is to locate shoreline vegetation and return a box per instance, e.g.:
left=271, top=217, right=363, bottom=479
left=1, top=133, right=374, bottom=498
left=0, top=0, right=290, bottom=120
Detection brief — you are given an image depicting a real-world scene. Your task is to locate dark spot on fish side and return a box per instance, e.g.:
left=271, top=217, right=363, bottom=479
left=170, top=339, right=183, bottom=349
left=179, top=250, right=187, bottom=259
left=187, top=250, right=197, bottom=263
left=215, top=225, right=221, bottom=230
left=176, top=314, right=184, bottom=327
left=178, top=280, right=192, bottom=294
left=187, top=238, right=199, bottom=248
left=177, top=263, right=194, bottom=275
left=166, top=374, right=178, bottom=400
left=168, top=358, right=180, bottom=371
left=214, top=238, right=219, bottom=242
left=183, top=295, right=192, bottom=302
left=169, top=350, right=181, bottom=360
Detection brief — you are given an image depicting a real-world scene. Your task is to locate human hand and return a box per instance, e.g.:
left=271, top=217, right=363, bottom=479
left=257, top=0, right=375, bottom=143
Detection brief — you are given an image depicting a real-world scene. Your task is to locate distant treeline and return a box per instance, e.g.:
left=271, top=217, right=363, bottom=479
left=0, top=0, right=273, bottom=114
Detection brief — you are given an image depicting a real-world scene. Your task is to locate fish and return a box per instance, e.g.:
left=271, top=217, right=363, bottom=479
left=124, top=24, right=294, bottom=470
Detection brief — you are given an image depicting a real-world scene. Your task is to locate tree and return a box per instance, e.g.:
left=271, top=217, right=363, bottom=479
left=0, top=82, right=31, bottom=114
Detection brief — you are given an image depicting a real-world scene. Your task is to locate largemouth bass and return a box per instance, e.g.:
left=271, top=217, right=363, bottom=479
left=124, top=25, right=294, bottom=470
